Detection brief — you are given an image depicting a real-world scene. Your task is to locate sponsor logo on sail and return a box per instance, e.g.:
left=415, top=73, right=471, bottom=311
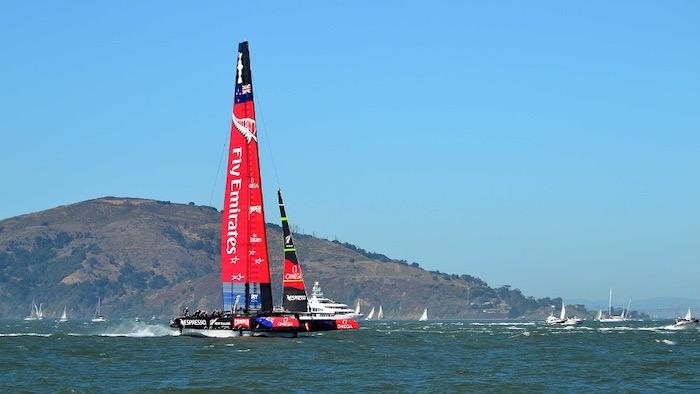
left=286, top=295, right=307, bottom=301
left=225, top=148, right=243, bottom=255
left=284, top=264, right=303, bottom=281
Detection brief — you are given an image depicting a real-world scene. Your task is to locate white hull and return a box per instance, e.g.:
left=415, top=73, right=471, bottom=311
left=91, top=317, right=106, bottom=323
left=673, top=321, right=698, bottom=330
left=597, top=317, right=626, bottom=323
left=298, top=312, right=360, bottom=320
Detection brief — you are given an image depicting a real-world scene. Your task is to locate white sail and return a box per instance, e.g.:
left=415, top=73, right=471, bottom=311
left=419, top=308, right=428, bottom=321
left=24, top=301, right=38, bottom=321
left=92, top=297, right=106, bottom=322
left=377, top=305, right=383, bottom=320
left=366, top=307, right=375, bottom=320
left=59, top=306, right=68, bottom=322
left=355, top=301, right=361, bottom=315
left=685, top=308, right=692, bottom=321
left=608, top=288, right=612, bottom=317
left=559, top=302, right=566, bottom=320
left=596, top=309, right=603, bottom=320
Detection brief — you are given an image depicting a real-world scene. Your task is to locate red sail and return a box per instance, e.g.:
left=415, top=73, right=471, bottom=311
left=220, top=41, right=272, bottom=314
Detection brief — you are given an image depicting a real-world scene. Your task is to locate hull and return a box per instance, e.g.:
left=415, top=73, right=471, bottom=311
left=673, top=319, right=698, bottom=329
left=597, top=318, right=626, bottom=323
left=171, top=314, right=358, bottom=336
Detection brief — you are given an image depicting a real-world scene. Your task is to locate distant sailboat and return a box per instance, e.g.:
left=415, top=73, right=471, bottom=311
left=355, top=301, right=361, bottom=316
left=24, top=300, right=40, bottom=321
left=366, top=307, right=375, bottom=320
left=674, top=308, right=698, bottom=329
left=546, top=301, right=582, bottom=325
left=598, top=288, right=626, bottom=323
left=377, top=305, right=384, bottom=320
left=59, top=306, right=68, bottom=322
left=419, top=308, right=428, bottom=321
left=91, top=297, right=106, bottom=322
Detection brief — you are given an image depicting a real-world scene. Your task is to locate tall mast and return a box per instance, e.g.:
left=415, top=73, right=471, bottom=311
left=278, top=190, right=309, bottom=313
left=220, top=41, right=272, bottom=314
left=608, top=288, right=612, bottom=317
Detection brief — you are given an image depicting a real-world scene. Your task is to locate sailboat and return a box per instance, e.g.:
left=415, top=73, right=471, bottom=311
left=24, top=300, right=40, bottom=321
left=169, top=41, right=358, bottom=337
left=91, top=297, right=106, bottom=322
left=598, top=288, right=626, bottom=323
left=418, top=308, right=428, bottom=321
left=377, top=305, right=384, bottom=320
left=355, top=301, right=361, bottom=316
left=546, top=301, right=582, bottom=325
left=59, top=306, right=68, bottom=322
left=366, top=307, right=375, bottom=320
left=674, top=308, right=698, bottom=328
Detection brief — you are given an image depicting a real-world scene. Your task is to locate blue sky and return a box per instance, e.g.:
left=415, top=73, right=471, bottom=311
left=1, top=1, right=698, bottom=301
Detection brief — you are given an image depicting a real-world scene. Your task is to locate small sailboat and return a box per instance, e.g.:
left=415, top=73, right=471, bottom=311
left=366, top=307, right=375, bottom=320
left=59, top=306, right=68, bottom=322
left=377, top=305, right=384, bottom=320
left=91, top=297, right=106, bottom=322
left=355, top=301, right=361, bottom=316
left=419, top=308, right=428, bottom=321
left=546, top=302, right=582, bottom=325
left=674, top=308, right=698, bottom=329
left=24, top=301, right=40, bottom=321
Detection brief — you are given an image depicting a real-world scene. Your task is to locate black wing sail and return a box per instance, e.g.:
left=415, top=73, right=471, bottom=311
left=279, top=190, right=309, bottom=313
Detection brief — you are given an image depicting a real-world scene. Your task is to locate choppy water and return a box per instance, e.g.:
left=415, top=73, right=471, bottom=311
left=1, top=319, right=699, bottom=392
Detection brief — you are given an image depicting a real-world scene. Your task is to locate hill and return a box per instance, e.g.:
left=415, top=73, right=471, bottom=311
left=0, top=197, right=568, bottom=319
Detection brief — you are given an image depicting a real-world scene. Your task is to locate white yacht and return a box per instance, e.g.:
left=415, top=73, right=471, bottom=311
left=305, top=282, right=361, bottom=319
left=674, top=308, right=698, bottom=329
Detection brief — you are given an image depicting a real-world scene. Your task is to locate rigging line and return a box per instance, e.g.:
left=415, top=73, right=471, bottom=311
left=208, top=129, right=229, bottom=207
left=254, top=92, right=282, bottom=191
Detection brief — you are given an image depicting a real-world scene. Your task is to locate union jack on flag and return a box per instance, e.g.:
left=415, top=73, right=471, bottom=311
left=241, top=84, right=252, bottom=94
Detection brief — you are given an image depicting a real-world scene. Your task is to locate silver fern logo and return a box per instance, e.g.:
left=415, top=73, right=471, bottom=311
left=232, top=115, right=256, bottom=143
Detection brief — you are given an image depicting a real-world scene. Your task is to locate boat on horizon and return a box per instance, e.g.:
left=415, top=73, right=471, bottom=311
left=59, top=305, right=68, bottom=322
left=366, top=306, right=375, bottom=320
left=169, top=41, right=359, bottom=337
left=24, top=300, right=43, bottom=321
left=377, top=305, right=384, bottom=320
left=91, top=297, right=106, bottom=322
left=673, top=308, right=698, bottom=329
left=419, top=308, right=428, bottom=321
left=597, top=289, right=629, bottom=323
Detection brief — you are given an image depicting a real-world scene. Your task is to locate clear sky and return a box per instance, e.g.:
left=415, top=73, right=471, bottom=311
left=1, top=1, right=698, bottom=301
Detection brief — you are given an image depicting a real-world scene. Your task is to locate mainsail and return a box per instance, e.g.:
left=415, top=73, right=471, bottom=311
left=220, top=41, right=272, bottom=314
left=559, top=302, right=566, bottom=320
left=278, top=190, right=309, bottom=313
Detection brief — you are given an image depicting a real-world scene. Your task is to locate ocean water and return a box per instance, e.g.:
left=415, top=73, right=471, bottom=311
left=1, top=319, right=699, bottom=392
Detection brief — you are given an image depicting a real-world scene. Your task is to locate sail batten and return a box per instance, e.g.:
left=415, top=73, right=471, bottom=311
left=220, top=41, right=272, bottom=314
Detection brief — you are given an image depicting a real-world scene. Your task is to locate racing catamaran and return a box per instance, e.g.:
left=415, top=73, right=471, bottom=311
left=170, top=41, right=358, bottom=337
